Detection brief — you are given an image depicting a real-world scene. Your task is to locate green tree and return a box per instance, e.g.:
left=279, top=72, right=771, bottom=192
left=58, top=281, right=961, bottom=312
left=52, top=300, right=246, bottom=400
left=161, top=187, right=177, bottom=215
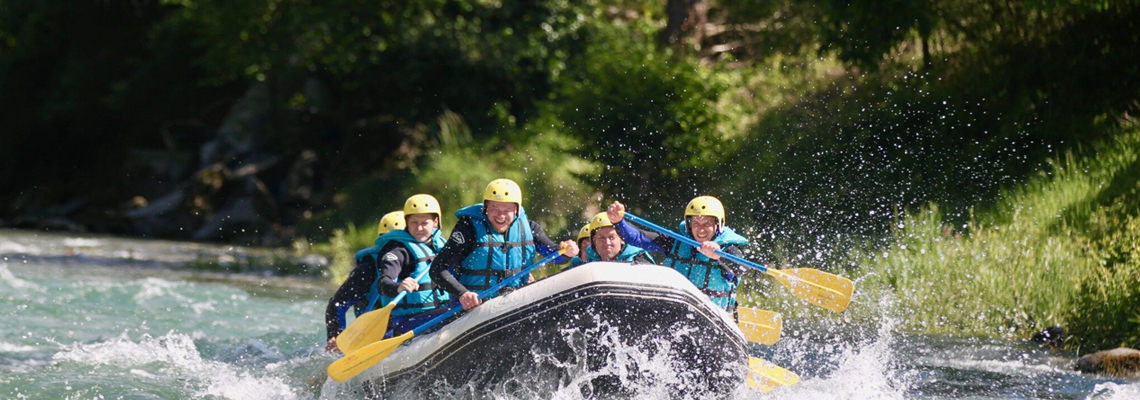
left=553, top=20, right=731, bottom=207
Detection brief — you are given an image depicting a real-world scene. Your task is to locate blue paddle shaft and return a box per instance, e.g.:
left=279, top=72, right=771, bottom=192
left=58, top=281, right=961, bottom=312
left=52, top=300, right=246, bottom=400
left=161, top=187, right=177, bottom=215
left=411, top=251, right=562, bottom=335
left=623, top=212, right=768, bottom=273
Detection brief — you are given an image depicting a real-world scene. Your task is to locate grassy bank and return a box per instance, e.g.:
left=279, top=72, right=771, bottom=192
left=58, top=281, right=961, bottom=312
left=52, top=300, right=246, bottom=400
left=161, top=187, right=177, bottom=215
left=842, top=122, right=1140, bottom=349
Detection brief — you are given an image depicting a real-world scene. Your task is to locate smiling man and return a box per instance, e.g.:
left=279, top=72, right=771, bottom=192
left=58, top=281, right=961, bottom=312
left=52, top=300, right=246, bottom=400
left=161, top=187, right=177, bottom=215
left=430, top=178, right=579, bottom=310
left=606, top=196, right=749, bottom=313
left=577, top=212, right=654, bottom=266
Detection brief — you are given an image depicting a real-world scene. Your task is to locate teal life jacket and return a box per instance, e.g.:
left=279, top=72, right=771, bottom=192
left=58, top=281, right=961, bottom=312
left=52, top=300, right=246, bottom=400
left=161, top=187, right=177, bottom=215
left=350, top=232, right=400, bottom=317
left=354, top=244, right=383, bottom=266
left=566, top=256, right=587, bottom=269
left=664, top=221, right=748, bottom=311
left=585, top=243, right=655, bottom=264
left=454, top=204, right=536, bottom=292
left=368, top=228, right=450, bottom=317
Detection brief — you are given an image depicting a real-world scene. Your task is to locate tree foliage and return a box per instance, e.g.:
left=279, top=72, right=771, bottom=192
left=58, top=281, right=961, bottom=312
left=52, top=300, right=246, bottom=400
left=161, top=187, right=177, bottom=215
left=552, top=19, right=732, bottom=207
left=1, top=0, right=1137, bottom=247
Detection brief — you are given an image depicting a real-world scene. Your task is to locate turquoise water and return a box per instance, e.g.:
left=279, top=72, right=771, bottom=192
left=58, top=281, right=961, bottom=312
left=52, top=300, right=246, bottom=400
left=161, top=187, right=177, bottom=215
left=2, top=229, right=1138, bottom=399
left=1, top=230, right=331, bottom=399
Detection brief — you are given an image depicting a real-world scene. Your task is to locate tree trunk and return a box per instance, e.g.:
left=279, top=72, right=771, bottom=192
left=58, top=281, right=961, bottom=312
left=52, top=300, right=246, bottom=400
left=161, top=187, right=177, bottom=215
left=659, top=0, right=708, bottom=49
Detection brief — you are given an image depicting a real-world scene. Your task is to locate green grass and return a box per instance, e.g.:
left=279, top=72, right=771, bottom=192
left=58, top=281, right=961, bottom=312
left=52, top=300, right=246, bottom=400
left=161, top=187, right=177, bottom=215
left=837, top=122, right=1140, bottom=349
left=306, top=111, right=600, bottom=285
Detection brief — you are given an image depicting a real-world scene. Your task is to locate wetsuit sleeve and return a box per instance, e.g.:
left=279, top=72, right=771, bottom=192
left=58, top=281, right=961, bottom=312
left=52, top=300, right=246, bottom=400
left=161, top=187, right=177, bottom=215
left=613, top=219, right=671, bottom=253
left=377, top=242, right=412, bottom=298
left=530, top=220, right=570, bottom=263
left=325, top=256, right=378, bottom=339
left=430, top=217, right=478, bottom=297
left=717, top=244, right=749, bottom=278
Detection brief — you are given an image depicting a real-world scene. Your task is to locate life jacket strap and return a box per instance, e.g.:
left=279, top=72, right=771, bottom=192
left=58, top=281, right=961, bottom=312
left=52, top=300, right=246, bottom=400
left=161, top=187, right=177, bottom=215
left=474, top=240, right=535, bottom=249
left=457, top=266, right=523, bottom=278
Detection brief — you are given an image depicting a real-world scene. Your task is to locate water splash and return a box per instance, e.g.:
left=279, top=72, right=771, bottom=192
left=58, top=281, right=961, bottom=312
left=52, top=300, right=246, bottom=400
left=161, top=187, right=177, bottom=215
left=1089, top=382, right=1140, bottom=400
left=52, top=331, right=303, bottom=400
left=0, top=263, right=40, bottom=291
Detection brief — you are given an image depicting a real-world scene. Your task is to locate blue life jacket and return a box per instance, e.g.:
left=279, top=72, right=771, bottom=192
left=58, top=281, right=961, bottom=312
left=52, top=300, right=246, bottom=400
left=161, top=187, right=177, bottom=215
left=454, top=204, right=536, bottom=292
left=350, top=232, right=400, bottom=317
left=664, top=221, right=748, bottom=311
left=369, top=228, right=451, bottom=317
left=584, top=243, right=655, bottom=264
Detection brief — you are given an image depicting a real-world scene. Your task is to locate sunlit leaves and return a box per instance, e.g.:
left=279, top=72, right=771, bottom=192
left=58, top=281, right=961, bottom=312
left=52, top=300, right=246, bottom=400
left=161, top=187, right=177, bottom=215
left=552, top=18, right=732, bottom=205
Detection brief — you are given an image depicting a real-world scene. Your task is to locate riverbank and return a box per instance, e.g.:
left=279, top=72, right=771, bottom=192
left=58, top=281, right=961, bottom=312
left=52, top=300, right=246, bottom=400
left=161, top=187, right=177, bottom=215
left=744, top=123, right=1140, bottom=352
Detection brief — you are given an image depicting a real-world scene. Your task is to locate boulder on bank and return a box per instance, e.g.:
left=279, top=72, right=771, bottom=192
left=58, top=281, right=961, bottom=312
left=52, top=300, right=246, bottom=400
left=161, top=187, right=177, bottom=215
left=1074, top=347, right=1140, bottom=378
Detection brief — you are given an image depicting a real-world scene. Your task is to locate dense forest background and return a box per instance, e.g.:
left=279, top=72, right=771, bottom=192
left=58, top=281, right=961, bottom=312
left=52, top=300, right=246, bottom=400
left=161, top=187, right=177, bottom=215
left=2, top=0, right=1139, bottom=349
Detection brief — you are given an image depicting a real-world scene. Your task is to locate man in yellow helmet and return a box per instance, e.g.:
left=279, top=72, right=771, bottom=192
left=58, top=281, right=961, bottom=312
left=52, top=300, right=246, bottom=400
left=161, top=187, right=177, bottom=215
left=606, top=196, right=748, bottom=312
left=430, top=178, right=579, bottom=310
left=579, top=212, right=655, bottom=265
left=324, top=195, right=450, bottom=352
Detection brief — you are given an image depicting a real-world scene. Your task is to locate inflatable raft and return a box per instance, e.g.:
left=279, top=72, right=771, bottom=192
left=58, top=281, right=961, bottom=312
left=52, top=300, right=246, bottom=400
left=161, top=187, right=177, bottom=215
left=339, top=262, right=749, bottom=397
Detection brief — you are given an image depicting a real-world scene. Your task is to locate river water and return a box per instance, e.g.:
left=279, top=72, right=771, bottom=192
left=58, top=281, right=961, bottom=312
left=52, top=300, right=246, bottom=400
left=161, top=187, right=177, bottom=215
left=1, top=229, right=1137, bottom=399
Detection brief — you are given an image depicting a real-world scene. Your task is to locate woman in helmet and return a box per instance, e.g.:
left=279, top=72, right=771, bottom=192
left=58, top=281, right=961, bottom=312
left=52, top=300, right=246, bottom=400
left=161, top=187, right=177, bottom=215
left=574, top=212, right=654, bottom=266
left=606, top=197, right=748, bottom=312
left=430, top=178, right=579, bottom=310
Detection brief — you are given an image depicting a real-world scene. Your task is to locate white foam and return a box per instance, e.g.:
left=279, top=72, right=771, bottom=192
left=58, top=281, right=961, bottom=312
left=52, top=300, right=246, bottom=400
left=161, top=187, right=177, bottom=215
left=0, top=241, right=35, bottom=254
left=766, top=321, right=906, bottom=400
left=729, top=295, right=909, bottom=400
left=62, top=238, right=103, bottom=248
left=190, top=300, right=218, bottom=315
left=0, top=263, right=41, bottom=291
left=130, top=368, right=158, bottom=379
left=1089, top=381, right=1140, bottom=399
left=132, top=277, right=193, bottom=304
left=53, top=331, right=301, bottom=400
left=919, top=355, right=1067, bottom=377
left=0, top=341, right=39, bottom=352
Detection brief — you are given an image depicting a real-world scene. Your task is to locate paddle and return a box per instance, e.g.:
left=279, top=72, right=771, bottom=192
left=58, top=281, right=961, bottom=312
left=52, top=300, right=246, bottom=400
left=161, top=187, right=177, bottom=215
left=327, top=249, right=566, bottom=382
left=737, top=307, right=782, bottom=346
left=622, top=212, right=854, bottom=313
left=335, top=268, right=430, bottom=354
left=746, top=357, right=800, bottom=392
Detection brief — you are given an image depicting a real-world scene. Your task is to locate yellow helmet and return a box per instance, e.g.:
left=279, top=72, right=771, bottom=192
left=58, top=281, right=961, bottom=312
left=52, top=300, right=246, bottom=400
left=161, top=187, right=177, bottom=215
left=587, top=212, right=614, bottom=235
left=684, top=196, right=726, bottom=223
left=483, top=178, right=522, bottom=206
left=404, top=194, right=441, bottom=217
left=576, top=223, right=592, bottom=241
left=377, top=211, right=406, bottom=234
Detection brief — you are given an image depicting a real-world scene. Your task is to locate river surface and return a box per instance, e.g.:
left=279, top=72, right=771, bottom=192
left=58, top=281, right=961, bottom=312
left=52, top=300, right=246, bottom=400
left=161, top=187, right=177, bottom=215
left=1, top=229, right=1137, bottom=399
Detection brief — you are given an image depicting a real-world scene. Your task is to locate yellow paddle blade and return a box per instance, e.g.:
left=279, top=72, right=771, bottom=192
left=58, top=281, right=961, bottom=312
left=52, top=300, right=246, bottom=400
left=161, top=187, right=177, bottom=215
left=737, top=307, right=782, bottom=345
left=328, top=330, right=414, bottom=382
left=746, top=357, right=800, bottom=392
left=336, top=302, right=396, bottom=354
left=768, top=268, right=854, bottom=313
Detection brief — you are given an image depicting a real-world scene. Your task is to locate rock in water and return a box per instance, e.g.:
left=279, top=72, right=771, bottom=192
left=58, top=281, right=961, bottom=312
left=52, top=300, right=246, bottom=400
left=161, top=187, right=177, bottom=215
left=1075, top=347, right=1140, bottom=378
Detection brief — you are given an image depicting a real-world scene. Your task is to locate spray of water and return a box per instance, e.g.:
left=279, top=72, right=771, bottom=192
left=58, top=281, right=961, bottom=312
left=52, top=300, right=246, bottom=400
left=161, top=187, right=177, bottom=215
left=52, top=332, right=302, bottom=400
